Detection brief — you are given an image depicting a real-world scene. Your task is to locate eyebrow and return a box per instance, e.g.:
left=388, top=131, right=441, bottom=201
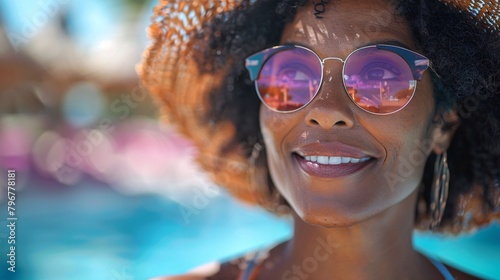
left=282, top=40, right=309, bottom=47
left=282, top=39, right=416, bottom=53
left=358, top=39, right=415, bottom=51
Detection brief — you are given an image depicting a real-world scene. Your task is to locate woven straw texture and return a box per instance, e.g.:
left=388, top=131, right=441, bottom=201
left=140, top=0, right=262, bottom=204
left=441, top=0, right=499, bottom=32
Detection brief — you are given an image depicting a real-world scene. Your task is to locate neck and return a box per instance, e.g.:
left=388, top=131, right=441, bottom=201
left=270, top=187, right=432, bottom=280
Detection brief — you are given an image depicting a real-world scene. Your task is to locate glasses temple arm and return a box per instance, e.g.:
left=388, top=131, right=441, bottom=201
left=428, top=63, right=442, bottom=80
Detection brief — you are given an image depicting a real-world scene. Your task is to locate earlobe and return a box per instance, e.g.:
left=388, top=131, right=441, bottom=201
left=431, top=109, right=461, bottom=154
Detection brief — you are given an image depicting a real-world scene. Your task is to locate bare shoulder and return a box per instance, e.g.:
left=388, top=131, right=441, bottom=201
left=446, top=265, right=483, bottom=280
left=149, top=260, right=241, bottom=280
left=149, top=243, right=282, bottom=280
left=150, top=276, right=207, bottom=280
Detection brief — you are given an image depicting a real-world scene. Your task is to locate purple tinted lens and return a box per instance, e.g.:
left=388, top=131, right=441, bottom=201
left=344, top=47, right=416, bottom=114
left=256, top=47, right=322, bottom=112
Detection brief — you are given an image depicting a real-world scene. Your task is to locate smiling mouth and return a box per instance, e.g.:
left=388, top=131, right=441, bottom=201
left=303, top=155, right=371, bottom=165
left=295, top=153, right=375, bottom=178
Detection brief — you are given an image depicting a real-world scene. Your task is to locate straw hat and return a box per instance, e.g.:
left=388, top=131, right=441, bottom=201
left=139, top=0, right=499, bottom=209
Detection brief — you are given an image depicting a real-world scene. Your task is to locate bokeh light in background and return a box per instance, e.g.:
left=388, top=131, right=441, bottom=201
left=0, top=1, right=293, bottom=279
left=0, top=1, right=499, bottom=280
left=62, top=82, right=106, bottom=128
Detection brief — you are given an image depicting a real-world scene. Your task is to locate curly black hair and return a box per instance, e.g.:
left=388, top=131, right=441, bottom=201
left=192, top=0, right=500, bottom=233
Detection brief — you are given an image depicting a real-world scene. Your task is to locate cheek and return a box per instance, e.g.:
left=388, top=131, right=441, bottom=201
left=259, top=106, right=299, bottom=194
left=371, top=80, right=436, bottom=188
left=403, top=75, right=436, bottom=155
left=259, top=105, right=301, bottom=149
left=381, top=119, right=432, bottom=168
left=385, top=111, right=432, bottom=153
left=260, top=108, right=284, bottom=160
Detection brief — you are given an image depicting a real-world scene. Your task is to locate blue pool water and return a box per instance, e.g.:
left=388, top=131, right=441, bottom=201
left=0, top=177, right=499, bottom=280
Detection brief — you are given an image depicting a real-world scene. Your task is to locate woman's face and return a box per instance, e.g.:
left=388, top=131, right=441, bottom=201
left=260, top=0, right=447, bottom=226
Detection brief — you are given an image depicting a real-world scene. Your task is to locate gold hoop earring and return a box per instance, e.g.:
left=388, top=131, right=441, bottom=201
left=429, top=152, right=450, bottom=230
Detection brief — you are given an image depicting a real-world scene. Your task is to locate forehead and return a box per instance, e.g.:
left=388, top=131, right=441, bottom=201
left=280, top=0, right=417, bottom=56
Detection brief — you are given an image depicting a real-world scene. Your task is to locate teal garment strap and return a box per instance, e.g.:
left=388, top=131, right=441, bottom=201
left=241, top=251, right=268, bottom=280
left=242, top=256, right=257, bottom=280
left=428, top=257, right=456, bottom=280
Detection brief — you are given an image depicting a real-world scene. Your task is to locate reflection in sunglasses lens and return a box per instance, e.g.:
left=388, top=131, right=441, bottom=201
left=257, top=48, right=321, bottom=112
left=343, top=48, right=415, bottom=114
left=256, top=46, right=416, bottom=114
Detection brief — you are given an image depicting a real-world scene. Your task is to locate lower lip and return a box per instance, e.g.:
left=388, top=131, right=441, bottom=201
left=295, top=154, right=374, bottom=178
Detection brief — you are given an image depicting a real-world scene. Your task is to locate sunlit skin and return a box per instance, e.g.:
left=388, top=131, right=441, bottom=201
left=159, top=0, right=481, bottom=279
left=256, top=0, right=460, bottom=279
left=262, top=0, right=434, bottom=230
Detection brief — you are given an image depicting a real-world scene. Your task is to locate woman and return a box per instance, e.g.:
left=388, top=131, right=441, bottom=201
left=141, top=0, right=500, bottom=279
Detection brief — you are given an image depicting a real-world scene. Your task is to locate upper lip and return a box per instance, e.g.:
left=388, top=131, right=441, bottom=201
left=293, top=141, right=377, bottom=159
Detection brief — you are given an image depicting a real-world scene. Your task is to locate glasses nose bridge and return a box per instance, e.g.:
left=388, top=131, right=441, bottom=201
left=320, top=56, right=345, bottom=76
left=321, top=56, right=345, bottom=64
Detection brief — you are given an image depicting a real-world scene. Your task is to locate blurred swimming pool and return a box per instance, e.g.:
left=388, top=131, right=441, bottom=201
left=0, top=176, right=499, bottom=280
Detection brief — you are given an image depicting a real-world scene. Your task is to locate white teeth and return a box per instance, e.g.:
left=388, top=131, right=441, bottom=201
left=329, top=157, right=342, bottom=164
left=303, top=155, right=371, bottom=165
left=317, top=156, right=329, bottom=164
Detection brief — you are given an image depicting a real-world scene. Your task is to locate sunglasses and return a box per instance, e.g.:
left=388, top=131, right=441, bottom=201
left=245, top=44, right=431, bottom=115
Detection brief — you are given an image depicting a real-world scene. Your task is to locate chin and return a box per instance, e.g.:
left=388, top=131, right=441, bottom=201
left=295, top=203, right=373, bottom=228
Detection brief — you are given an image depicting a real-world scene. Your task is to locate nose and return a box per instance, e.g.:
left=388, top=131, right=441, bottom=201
left=304, top=64, right=355, bottom=130
left=305, top=104, right=355, bottom=129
